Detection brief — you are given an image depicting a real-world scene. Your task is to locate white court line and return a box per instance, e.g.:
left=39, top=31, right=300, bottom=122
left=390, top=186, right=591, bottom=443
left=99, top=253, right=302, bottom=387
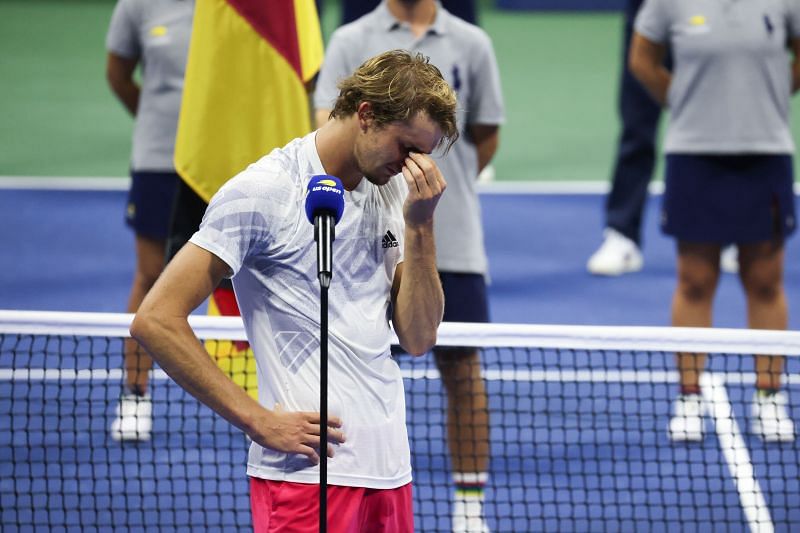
left=0, top=176, right=130, bottom=190
left=3, top=176, right=800, bottom=196
left=701, top=373, right=773, bottom=533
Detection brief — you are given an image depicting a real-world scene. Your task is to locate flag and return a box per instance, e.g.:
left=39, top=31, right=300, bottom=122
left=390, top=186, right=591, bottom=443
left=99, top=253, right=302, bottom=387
left=174, top=0, right=324, bottom=202
left=175, top=0, right=324, bottom=398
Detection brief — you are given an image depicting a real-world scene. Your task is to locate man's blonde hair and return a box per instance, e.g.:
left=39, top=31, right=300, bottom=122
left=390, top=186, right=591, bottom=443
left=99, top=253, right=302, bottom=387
left=330, top=50, right=459, bottom=151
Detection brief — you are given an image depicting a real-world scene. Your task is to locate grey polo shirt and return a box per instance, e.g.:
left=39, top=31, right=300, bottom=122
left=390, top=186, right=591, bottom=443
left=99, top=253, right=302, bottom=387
left=314, top=1, right=505, bottom=275
left=636, top=0, right=800, bottom=154
left=106, top=0, right=193, bottom=171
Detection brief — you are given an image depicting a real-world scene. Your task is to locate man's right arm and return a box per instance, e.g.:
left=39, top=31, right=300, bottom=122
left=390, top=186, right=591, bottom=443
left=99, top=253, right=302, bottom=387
left=130, top=242, right=344, bottom=462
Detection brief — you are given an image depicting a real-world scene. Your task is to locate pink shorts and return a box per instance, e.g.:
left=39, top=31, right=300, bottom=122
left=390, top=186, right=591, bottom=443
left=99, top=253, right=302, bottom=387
left=250, top=477, right=414, bottom=533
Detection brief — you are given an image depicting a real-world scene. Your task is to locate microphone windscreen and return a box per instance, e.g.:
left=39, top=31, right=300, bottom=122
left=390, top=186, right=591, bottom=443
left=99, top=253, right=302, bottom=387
left=305, top=175, right=345, bottom=224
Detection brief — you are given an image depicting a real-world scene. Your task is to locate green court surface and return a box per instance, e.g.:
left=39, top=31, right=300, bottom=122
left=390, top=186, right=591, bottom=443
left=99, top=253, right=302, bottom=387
left=1, top=0, right=799, bottom=182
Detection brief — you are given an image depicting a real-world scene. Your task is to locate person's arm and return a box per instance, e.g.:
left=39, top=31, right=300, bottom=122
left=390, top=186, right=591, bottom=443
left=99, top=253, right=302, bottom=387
left=130, top=243, right=344, bottom=462
left=791, top=38, right=800, bottom=93
left=391, top=152, right=446, bottom=356
left=468, top=124, right=500, bottom=173
left=106, top=52, right=140, bottom=116
left=628, top=31, right=671, bottom=106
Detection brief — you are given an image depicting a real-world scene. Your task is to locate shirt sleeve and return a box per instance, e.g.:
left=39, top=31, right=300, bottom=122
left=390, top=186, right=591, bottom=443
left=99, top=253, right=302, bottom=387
left=467, top=32, right=505, bottom=126
left=313, top=30, right=356, bottom=111
left=189, top=166, right=298, bottom=277
left=634, top=0, right=671, bottom=44
left=106, top=0, right=141, bottom=59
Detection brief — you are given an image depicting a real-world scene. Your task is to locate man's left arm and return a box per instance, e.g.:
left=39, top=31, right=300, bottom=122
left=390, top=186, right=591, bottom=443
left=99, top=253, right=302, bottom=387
left=391, top=153, right=446, bottom=356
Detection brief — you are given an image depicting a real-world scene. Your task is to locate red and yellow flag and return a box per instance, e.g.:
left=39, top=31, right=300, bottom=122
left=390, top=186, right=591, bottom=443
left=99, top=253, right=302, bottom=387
left=174, top=0, right=323, bottom=202
left=175, top=0, right=324, bottom=397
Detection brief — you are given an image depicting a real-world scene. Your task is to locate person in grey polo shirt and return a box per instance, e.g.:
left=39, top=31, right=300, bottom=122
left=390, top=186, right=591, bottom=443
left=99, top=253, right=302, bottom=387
left=314, top=1, right=504, bottom=531
left=105, top=0, right=193, bottom=442
left=631, top=0, right=800, bottom=443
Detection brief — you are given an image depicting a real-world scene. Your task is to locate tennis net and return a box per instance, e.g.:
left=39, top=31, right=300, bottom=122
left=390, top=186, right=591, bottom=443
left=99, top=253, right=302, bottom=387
left=1, top=310, right=799, bottom=532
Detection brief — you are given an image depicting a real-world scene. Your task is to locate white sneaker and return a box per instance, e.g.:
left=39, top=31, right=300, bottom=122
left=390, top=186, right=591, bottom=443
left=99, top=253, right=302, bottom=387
left=720, top=245, right=738, bottom=274
left=452, top=498, right=490, bottom=533
left=586, top=228, right=643, bottom=276
left=668, top=394, right=704, bottom=442
left=110, top=393, right=152, bottom=441
left=751, top=391, right=795, bottom=442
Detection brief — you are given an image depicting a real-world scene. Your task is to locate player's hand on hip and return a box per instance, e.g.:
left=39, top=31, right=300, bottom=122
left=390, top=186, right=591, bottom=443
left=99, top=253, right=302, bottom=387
left=402, top=152, right=446, bottom=227
left=250, top=403, right=346, bottom=464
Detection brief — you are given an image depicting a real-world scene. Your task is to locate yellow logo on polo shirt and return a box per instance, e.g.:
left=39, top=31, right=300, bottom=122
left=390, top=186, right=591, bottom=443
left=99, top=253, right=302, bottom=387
left=689, top=15, right=707, bottom=26
left=683, top=14, right=710, bottom=34
left=150, top=25, right=168, bottom=37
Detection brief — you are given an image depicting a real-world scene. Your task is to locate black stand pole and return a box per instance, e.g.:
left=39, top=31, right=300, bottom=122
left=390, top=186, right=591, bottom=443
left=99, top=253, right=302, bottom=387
left=319, top=283, right=328, bottom=533
left=316, top=215, right=333, bottom=533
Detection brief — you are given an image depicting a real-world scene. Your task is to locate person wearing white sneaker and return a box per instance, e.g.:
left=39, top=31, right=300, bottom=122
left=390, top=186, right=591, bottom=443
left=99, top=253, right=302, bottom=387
left=586, top=228, right=644, bottom=276
left=631, top=0, right=800, bottom=443
left=104, top=0, right=194, bottom=441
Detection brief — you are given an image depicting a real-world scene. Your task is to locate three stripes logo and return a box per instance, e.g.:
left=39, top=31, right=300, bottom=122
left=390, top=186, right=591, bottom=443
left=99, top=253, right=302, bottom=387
left=382, top=230, right=399, bottom=249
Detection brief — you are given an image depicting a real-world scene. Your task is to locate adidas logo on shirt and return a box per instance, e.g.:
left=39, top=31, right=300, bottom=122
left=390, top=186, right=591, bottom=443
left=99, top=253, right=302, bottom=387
left=382, top=230, right=399, bottom=249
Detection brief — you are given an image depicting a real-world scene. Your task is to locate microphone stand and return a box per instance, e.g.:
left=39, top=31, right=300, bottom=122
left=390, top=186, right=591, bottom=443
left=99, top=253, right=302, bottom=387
left=315, top=215, right=333, bottom=533
left=319, top=283, right=328, bottom=533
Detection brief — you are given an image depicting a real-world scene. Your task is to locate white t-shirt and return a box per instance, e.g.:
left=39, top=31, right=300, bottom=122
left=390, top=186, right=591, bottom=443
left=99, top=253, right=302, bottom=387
left=190, top=132, right=412, bottom=488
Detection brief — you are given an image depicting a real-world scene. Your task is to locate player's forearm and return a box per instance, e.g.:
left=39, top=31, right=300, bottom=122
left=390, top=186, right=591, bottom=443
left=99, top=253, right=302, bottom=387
left=130, top=313, right=264, bottom=435
left=393, top=223, right=443, bottom=356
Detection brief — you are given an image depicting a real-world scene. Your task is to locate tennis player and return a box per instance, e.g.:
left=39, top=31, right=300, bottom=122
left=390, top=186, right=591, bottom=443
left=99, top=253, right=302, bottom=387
left=130, top=50, right=458, bottom=531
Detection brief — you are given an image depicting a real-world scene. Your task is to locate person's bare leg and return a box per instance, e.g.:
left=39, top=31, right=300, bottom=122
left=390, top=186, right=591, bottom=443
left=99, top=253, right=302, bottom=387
left=671, top=242, right=722, bottom=389
left=124, top=234, right=167, bottom=394
left=435, top=349, right=490, bottom=474
left=738, top=240, right=787, bottom=390
left=738, top=239, right=794, bottom=441
left=435, top=348, right=490, bottom=531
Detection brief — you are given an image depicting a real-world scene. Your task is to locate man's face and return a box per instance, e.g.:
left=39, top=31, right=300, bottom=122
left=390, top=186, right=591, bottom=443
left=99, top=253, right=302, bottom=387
left=354, top=111, right=444, bottom=186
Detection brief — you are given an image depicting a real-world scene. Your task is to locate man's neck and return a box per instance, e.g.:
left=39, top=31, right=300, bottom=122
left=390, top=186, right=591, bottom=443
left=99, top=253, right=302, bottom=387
left=387, top=0, right=436, bottom=38
left=315, top=118, right=362, bottom=191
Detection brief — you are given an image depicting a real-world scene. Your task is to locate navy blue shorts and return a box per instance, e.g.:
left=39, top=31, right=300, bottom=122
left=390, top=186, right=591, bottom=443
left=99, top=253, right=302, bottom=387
left=125, top=171, right=180, bottom=240
left=662, top=154, right=796, bottom=243
left=440, top=272, right=490, bottom=323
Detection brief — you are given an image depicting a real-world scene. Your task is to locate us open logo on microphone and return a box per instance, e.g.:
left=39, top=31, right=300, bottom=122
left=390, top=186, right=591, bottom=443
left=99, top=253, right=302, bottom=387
left=310, top=179, right=343, bottom=196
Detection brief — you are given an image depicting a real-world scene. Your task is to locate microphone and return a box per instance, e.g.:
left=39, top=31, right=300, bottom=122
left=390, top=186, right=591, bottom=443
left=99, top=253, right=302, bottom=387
left=305, top=175, right=345, bottom=288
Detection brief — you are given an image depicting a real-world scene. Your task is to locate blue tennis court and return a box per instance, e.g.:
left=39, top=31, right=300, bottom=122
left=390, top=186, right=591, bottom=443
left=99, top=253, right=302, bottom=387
left=1, top=186, right=799, bottom=531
